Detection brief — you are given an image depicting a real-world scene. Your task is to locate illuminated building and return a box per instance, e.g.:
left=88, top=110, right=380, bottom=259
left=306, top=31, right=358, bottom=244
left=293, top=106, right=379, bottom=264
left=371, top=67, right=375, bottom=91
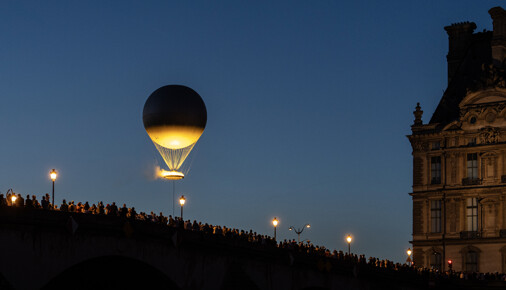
left=408, top=7, right=506, bottom=273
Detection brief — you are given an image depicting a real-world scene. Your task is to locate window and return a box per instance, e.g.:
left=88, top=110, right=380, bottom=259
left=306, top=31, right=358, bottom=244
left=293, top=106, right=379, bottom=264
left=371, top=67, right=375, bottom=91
left=431, top=200, right=442, bottom=233
left=467, top=153, right=478, bottom=179
left=430, top=252, right=442, bottom=271
left=468, top=138, right=476, bottom=145
left=431, top=156, right=441, bottom=184
left=432, top=142, right=440, bottom=150
left=466, top=251, right=478, bottom=272
left=466, top=198, right=478, bottom=231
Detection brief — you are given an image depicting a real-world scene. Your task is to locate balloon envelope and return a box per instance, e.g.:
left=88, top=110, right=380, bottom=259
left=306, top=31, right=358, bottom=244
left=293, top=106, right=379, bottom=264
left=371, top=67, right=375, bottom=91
left=143, top=85, right=207, bottom=150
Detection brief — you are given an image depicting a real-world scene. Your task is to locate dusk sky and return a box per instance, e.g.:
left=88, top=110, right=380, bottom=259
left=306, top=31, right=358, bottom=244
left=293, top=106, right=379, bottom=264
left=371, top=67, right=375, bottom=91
left=1, top=1, right=504, bottom=263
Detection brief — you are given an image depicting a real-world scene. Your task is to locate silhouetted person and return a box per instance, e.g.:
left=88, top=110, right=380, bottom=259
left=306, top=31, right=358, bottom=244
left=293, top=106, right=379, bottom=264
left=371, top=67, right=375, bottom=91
left=25, top=195, right=33, bottom=209
left=41, top=196, right=49, bottom=210
left=69, top=201, right=76, bottom=212
left=0, top=194, right=6, bottom=208
left=6, top=193, right=12, bottom=206
left=128, top=207, right=136, bottom=219
left=32, top=195, right=40, bottom=208
left=60, top=200, right=68, bottom=212
left=98, top=202, right=105, bottom=215
left=44, top=193, right=51, bottom=209
left=16, top=194, right=24, bottom=207
left=108, top=202, right=118, bottom=216
left=119, top=204, right=128, bottom=218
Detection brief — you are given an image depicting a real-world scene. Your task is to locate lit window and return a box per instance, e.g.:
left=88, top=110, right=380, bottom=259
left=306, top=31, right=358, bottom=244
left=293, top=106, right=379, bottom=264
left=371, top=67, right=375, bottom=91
left=431, top=156, right=441, bottom=184
left=467, top=153, right=478, bottom=179
left=466, top=198, right=478, bottom=232
left=431, top=200, right=441, bottom=233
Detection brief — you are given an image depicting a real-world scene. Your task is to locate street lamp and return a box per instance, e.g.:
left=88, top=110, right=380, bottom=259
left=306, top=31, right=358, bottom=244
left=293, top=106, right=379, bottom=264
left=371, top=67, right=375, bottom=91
left=346, top=235, right=352, bottom=255
left=179, top=195, right=186, bottom=220
left=272, top=217, right=279, bottom=240
left=49, top=169, right=57, bottom=209
left=11, top=195, right=17, bottom=206
left=289, top=224, right=311, bottom=243
left=406, top=248, right=412, bottom=266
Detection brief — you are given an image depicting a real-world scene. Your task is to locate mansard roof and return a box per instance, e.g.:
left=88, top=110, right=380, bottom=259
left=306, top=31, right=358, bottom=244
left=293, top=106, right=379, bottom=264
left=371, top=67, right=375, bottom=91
left=429, top=31, right=493, bottom=125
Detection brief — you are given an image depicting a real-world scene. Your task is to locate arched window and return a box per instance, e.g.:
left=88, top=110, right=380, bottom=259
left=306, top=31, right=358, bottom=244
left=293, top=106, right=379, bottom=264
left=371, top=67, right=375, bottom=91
left=466, top=251, right=478, bottom=272
left=430, top=252, right=442, bottom=271
left=460, top=246, right=481, bottom=273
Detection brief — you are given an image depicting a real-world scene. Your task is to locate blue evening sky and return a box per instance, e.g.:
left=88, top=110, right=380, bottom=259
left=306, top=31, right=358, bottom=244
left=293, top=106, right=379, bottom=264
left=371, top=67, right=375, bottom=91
left=1, top=1, right=503, bottom=262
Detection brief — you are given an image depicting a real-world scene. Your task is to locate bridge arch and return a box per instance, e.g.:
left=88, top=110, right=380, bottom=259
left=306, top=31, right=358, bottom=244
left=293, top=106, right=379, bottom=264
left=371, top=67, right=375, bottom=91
left=42, top=255, right=179, bottom=290
left=221, top=262, right=260, bottom=290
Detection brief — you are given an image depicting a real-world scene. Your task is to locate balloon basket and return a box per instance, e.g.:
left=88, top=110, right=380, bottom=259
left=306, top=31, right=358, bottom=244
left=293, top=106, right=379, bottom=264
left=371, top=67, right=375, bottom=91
left=161, top=170, right=185, bottom=180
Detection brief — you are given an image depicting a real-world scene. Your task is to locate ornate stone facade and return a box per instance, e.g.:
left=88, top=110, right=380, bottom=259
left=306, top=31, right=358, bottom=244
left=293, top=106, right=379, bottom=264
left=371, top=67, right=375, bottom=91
left=408, top=7, right=506, bottom=273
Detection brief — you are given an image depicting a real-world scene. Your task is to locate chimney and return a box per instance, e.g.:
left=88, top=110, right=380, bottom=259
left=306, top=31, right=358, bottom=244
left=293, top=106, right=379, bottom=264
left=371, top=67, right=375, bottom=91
left=444, top=22, right=477, bottom=83
left=489, top=7, right=506, bottom=65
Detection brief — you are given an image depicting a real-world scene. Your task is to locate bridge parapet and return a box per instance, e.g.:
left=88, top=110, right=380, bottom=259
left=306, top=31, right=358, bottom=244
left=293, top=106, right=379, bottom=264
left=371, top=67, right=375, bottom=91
left=1, top=208, right=505, bottom=289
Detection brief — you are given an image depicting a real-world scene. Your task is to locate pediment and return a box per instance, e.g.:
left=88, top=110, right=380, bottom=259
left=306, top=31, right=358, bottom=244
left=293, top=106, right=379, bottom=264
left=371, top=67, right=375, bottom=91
left=460, top=89, right=506, bottom=107
left=442, top=121, right=462, bottom=131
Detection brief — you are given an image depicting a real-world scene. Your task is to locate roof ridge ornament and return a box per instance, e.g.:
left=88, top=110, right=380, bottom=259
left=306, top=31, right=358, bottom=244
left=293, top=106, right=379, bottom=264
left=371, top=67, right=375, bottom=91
left=413, top=103, right=423, bottom=126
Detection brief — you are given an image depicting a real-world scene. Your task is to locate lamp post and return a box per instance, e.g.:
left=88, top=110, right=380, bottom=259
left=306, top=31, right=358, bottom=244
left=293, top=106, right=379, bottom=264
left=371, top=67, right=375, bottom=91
left=11, top=195, right=17, bottom=206
left=346, top=235, right=352, bottom=255
left=289, top=224, right=310, bottom=243
left=406, top=248, right=412, bottom=266
left=179, top=195, right=186, bottom=220
left=272, top=217, right=279, bottom=240
left=50, top=169, right=57, bottom=209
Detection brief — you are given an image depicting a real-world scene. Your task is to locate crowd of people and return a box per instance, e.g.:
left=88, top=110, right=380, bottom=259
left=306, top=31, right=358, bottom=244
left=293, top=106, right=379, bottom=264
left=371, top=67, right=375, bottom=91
left=1, top=189, right=506, bottom=286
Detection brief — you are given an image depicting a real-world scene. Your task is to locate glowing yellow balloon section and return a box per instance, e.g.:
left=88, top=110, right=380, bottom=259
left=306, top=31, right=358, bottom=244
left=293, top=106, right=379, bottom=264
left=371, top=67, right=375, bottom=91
left=146, top=125, right=204, bottom=150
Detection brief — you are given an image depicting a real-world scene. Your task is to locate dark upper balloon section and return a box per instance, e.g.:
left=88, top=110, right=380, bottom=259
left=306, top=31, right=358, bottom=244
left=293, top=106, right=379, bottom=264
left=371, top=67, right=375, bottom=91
left=143, top=85, right=207, bottom=130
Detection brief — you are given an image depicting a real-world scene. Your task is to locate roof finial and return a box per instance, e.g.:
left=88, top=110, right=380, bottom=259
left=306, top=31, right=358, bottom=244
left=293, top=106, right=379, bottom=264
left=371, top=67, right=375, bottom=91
left=413, top=102, right=423, bottom=126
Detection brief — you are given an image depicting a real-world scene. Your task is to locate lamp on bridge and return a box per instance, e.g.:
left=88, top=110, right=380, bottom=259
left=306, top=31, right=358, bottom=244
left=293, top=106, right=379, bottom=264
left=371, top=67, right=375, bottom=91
left=179, top=195, right=186, bottom=220
left=346, top=235, right=352, bottom=255
left=49, top=169, right=57, bottom=209
left=272, top=217, right=279, bottom=240
left=288, top=224, right=310, bottom=243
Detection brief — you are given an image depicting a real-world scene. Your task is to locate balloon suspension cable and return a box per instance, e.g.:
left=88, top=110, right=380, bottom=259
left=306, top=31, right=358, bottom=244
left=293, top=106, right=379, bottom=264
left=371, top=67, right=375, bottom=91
left=182, top=142, right=199, bottom=176
left=153, top=142, right=196, bottom=171
left=172, top=181, right=175, bottom=217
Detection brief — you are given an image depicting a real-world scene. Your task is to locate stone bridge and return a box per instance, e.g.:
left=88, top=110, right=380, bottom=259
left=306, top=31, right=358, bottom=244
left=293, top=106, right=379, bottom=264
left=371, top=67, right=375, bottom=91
left=0, top=208, right=494, bottom=290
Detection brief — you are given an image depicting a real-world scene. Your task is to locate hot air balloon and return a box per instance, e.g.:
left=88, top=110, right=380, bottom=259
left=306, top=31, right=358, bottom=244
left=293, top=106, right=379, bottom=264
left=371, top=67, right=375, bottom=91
left=143, top=85, right=207, bottom=180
